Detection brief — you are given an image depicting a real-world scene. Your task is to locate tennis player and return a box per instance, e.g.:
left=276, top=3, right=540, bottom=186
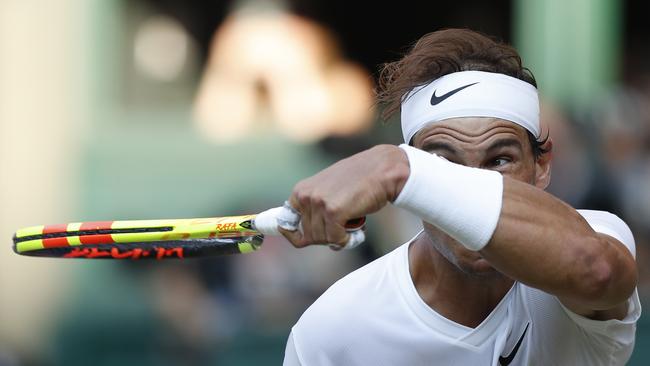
left=280, top=29, right=640, bottom=365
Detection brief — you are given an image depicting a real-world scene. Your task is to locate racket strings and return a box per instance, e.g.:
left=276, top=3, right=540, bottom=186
left=13, top=226, right=174, bottom=243
left=19, top=235, right=265, bottom=259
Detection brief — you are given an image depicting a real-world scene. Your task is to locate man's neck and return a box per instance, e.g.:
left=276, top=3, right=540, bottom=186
left=408, top=233, right=514, bottom=328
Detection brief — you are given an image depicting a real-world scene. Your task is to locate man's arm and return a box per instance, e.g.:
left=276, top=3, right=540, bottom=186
left=480, top=178, right=637, bottom=320
left=281, top=144, right=637, bottom=320
left=280, top=145, right=409, bottom=247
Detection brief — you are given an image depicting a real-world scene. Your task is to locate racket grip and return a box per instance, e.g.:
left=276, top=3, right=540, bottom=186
left=254, top=205, right=300, bottom=235
left=253, top=202, right=366, bottom=249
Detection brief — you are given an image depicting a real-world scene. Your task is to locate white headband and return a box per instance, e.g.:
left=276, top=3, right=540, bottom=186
left=400, top=71, right=540, bottom=144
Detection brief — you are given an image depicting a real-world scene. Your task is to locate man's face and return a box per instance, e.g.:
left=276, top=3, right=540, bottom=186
left=411, top=117, right=552, bottom=275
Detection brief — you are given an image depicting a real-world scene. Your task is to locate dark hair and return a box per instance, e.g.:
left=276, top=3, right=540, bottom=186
left=376, top=29, right=548, bottom=157
left=528, top=131, right=550, bottom=159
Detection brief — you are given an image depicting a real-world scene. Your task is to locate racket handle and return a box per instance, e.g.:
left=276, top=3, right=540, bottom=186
left=253, top=202, right=366, bottom=249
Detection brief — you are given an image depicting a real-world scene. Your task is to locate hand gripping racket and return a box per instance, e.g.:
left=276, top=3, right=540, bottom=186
left=12, top=203, right=366, bottom=260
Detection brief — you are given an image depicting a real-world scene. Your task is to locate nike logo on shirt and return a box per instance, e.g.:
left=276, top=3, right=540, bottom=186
left=499, top=323, right=530, bottom=365
left=429, top=82, right=478, bottom=106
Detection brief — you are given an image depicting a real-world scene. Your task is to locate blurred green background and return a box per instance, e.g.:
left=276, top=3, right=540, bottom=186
left=1, top=0, right=649, bottom=365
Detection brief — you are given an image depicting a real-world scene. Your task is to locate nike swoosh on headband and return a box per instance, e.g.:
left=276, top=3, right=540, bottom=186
left=499, top=322, right=530, bottom=365
left=430, top=82, right=479, bottom=106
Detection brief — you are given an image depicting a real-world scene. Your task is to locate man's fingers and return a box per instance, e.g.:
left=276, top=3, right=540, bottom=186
left=324, top=217, right=350, bottom=245
left=279, top=227, right=307, bottom=248
left=328, top=237, right=348, bottom=251
left=311, top=214, right=329, bottom=245
left=286, top=189, right=354, bottom=249
left=278, top=224, right=350, bottom=249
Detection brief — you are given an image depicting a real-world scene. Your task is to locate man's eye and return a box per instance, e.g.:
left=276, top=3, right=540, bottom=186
left=490, top=157, right=511, bottom=167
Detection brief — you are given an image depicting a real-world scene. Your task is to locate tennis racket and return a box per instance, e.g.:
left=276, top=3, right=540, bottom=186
left=12, top=203, right=366, bottom=260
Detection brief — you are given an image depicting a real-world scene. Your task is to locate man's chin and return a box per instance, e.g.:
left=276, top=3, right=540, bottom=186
left=463, top=258, right=499, bottom=276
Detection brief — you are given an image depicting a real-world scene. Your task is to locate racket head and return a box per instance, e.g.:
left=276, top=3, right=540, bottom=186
left=13, top=215, right=263, bottom=260
left=13, top=236, right=264, bottom=260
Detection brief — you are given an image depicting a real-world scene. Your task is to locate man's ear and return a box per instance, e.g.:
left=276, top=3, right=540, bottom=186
left=534, top=138, right=553, bottom=189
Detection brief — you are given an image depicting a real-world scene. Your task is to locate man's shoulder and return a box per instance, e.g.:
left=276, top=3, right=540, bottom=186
left=576, top=209, right=635, bottom=256
left=576, top=209, right=628, bottom=227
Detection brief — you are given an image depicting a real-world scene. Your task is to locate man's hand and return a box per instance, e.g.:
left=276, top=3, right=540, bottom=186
left=280, top=145, right=409, bottom=249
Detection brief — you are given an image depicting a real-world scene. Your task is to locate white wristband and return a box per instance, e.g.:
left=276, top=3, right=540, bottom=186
left=393, top=144, right=503, bottom=251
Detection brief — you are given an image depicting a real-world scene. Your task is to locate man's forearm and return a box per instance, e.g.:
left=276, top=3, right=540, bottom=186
left=480, top=177, right=637, bottom=310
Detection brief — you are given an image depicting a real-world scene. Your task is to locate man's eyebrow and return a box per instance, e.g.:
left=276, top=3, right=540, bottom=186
left=420, top=141, right=458, bottom=155
left=486, top=138, right=523, bottom=153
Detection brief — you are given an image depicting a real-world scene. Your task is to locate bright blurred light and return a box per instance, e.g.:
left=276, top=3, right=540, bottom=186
left=134, top=15, right=190, bottom=82
left=194, top=72, right=258, bottom=141
left=327, top=64, right=375, bottom=136
left=194, top=8, right=374, bottom=143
